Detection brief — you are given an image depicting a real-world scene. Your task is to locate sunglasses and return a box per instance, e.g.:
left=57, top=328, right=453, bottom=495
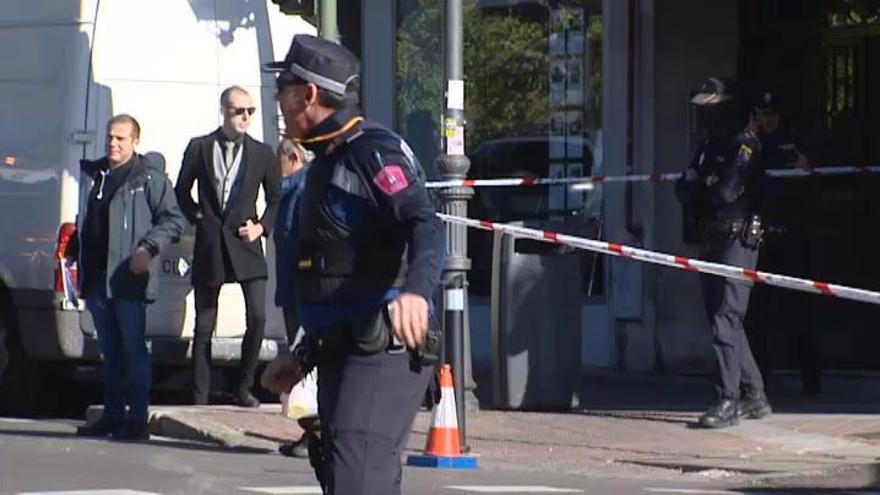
left=227, top=106, right=256, bottom=116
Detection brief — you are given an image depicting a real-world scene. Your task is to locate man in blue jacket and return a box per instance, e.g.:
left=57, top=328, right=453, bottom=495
left=272, top=137, right=315, bottom=459
left=274, top=137, right=310, bottom=347
left=75, top=114, right=185, bottom=441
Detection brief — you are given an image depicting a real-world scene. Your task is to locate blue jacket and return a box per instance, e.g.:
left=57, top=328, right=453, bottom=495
left=296, top=105, right=444, bottom=332
left=273, top=167, right=308, bottom=308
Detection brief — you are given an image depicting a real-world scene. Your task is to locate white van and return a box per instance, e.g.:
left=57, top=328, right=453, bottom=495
left=0, top=1, right=314, bottom=412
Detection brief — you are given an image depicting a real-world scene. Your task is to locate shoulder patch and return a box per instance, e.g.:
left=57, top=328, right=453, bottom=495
left=738, top=144, right=753, bottom=161
left=372, top=165, right=410, bottom=196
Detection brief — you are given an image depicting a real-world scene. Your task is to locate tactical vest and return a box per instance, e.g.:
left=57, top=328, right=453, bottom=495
left=296, top=129, right=409, bottom=305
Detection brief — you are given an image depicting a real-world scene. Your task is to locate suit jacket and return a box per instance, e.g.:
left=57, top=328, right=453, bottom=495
left=175, top=129, right=280, bottom=287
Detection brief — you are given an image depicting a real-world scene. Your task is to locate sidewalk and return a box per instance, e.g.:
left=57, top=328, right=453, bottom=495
left=92, top=371, right=880, bottom=489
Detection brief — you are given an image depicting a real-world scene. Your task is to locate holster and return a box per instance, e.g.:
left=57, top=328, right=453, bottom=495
left=739, top=214, right=765, bottom=250
left=340, top=304, right=443, bottom=368
left=350, top=307, right=392, bottom=354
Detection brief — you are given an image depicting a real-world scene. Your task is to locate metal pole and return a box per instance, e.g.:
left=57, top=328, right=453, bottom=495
left=319, top=0, right=338, bottom=41
left=437, top=0, right=472, bottom=452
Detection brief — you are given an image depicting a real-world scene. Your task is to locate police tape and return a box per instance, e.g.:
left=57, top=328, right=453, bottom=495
left=764, top=165, right=880, bottom=178
left=425, top=173, right=681, bottom=189
left=437, top=213, right=880, bottom=306
left=425, top=165, right=880, bottom=190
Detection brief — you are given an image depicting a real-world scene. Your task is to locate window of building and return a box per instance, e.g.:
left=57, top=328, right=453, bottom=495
left=396, top=0, right=604, bottom=297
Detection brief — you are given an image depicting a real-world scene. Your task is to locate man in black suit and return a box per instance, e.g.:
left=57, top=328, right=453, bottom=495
left=175, top=86, right=281, bottom=407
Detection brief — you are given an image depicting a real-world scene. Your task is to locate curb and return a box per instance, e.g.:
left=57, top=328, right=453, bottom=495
left=85, top=405, right=279, bottom=453
left=84, top=406, right=880, bottom=489
left=748, top=462, right=880, bottom=490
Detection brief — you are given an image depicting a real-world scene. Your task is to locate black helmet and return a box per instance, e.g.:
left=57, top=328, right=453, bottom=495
left=691, top=77, right=735, bottom=106
left=753, top=91, right=782, bottom=114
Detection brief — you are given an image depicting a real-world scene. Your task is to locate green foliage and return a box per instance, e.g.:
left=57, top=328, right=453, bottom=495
left=397, top=0, right=550, bottom=147
left=828, top=0, right=880, bottom=25
left=463, top=5, right=549, bottom=145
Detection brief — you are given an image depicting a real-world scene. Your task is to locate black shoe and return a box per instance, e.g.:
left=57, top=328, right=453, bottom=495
left=76, top=416, right=122, bottom=438
left=279, top=437, right=310, bottom=458
left=110, top=419, right=150, bottom=442
left=737, top=393, right=772, bottom=419
left=699, top=399, right=740, bottom=429
left=233, top=389, right=260, bottom=408
left=297, top=416, right=320, bottom=432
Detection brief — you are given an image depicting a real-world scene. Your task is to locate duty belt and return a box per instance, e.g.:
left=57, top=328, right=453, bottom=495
left=701, top=219, right=745, bottom=235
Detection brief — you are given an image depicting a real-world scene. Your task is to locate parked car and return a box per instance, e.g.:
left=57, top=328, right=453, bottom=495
left=464, top=135, right=600, bottom=296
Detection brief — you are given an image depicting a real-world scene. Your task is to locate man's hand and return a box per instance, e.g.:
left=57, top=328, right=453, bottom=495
left=705, top=174, right=720, bottom=187
left=683, top=168, right=698, bottom=181
left=389, top=292, right=428, bottom=350
left=129, top=247, right=152, bottom=275
left=238, top=219, right=264, bottom=242
left=261, top=352, right=304, bottom=395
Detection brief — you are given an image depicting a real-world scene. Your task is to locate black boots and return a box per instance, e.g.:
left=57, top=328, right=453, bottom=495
left=76, top=416, right=149, bottom=441
left=699, top=399, right=740, bottom=428
left=737, top=393, right=773, bottom=419
left=233, top=388, right=261, bottom=408
left=111, top=419, right=150, bottom=442
left=700, top=394, right=773, bottom=429
left=76, top=416, right=122, bottom=437
left=279, top=437, right=310, bottom=458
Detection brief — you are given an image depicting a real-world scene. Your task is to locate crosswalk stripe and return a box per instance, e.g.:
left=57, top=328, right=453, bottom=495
left=445, top=487, right=583, bottom=493
left=643, top=490, right=741, bottom=494
left=237, top=488, right=323, bottom=494
left=18, top=491, right=161, bottom=495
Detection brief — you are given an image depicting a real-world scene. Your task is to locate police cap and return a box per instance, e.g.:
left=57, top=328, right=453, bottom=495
left=690, top=77, right=734, bottom=106
left=263, top=34, right=360, bottom=96
left=753, top=91, right=781, bottom=114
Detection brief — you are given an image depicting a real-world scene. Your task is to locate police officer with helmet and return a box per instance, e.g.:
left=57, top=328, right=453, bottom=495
left=748, top=90, right=822, bottom=395
left=676, top=77, right=773, bottom=428
left=260, top=35, right=444, bottom=494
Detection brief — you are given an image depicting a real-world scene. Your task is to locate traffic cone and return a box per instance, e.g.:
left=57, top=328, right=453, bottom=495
left=407, top=364, right=478, bottom=469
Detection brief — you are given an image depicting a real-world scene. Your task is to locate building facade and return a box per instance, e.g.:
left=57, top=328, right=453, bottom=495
left=341, top=0, right=880, bottom=381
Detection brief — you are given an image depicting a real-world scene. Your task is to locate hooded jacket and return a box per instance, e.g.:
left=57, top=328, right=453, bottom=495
left=78, top=152, right=186, bottom=301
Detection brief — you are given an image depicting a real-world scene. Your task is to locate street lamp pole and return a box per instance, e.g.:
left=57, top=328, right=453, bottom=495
left=319, top=0, right=337, bottom=41
left=437, top=0, right=472, bottom=450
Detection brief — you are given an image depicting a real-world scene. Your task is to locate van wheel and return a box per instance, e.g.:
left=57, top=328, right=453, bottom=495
left=0, top=322, right=87, bottom=418
left=0, top=326, right=8, bottom=384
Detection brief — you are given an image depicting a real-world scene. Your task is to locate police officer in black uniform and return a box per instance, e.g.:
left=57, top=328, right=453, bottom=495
left=260, top=35, right=444, bottom=494
left=676, top=77, right=773, bottom=428
left=748, top=91, right=822, bottom=394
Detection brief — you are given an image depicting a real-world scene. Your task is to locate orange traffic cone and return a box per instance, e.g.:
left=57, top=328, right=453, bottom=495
left=407, top=364, right=478, bottom=469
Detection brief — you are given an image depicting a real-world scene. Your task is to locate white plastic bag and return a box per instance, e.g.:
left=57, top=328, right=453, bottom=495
left=280, top=369, right=318, bottom=420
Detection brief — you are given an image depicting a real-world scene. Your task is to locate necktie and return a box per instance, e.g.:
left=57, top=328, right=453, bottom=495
left=224, top=141, right=235, bottom=172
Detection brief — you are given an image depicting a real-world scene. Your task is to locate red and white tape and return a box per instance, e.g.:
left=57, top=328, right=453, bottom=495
left=426, top=165, right=880, bottom=189
left=764, top=165, right=880, bottom=178
left=426, top=173, right=681, bottom=189
left=437, top=213, right=880, bottom=306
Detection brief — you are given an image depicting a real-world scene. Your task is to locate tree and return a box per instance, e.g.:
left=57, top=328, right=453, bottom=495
left=396, top=0, right=550, bottom=147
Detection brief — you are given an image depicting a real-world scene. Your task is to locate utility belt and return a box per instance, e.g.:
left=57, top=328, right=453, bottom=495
left=297, top=239, right=408, bottom=304
left=294, top=304, right=442, bottom=374
left=701, top=214, right=765, bottom=249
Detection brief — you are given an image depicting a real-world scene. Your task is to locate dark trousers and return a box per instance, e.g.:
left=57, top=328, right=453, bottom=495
left=192, top=278, right=267, bottom=404
left=700, top=236, right=765, bottom=401
left=317, top=349, right=433, bottom=495
left=85, top=277, right=151, bottom=421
